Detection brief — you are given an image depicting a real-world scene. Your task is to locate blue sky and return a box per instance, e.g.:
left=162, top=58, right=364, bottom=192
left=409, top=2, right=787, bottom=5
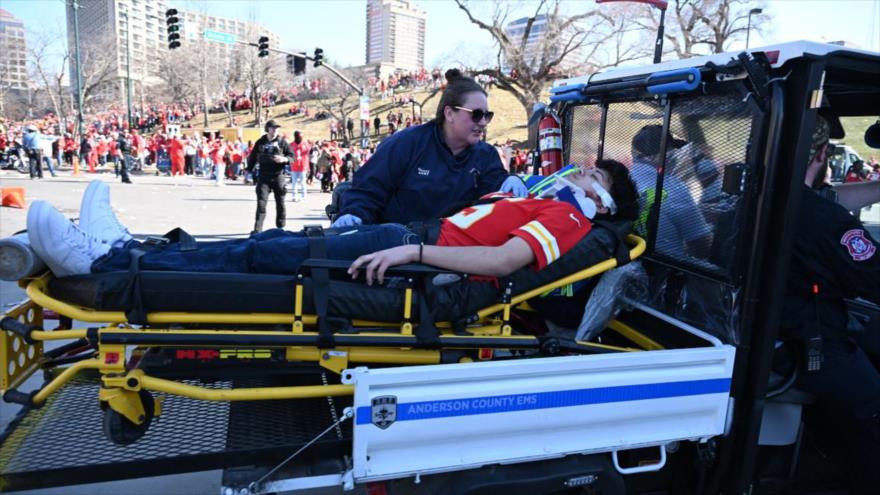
left=3, top=0, right=879, bottom=69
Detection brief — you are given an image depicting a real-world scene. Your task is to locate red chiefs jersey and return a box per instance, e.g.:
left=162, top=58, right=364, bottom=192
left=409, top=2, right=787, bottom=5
left=436, top=194, right=592, bottom=270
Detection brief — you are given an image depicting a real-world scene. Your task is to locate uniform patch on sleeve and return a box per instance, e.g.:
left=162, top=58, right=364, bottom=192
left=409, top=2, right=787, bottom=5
left=840, top=229, right=876, bottom=261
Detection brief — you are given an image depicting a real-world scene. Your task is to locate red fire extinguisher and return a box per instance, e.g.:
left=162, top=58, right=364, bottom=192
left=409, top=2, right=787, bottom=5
left=538, top=110, right=563, bottom=176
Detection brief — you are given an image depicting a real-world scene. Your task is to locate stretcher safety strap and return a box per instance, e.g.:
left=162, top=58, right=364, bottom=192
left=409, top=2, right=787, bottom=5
left=304, top=225, right=334, bottom=348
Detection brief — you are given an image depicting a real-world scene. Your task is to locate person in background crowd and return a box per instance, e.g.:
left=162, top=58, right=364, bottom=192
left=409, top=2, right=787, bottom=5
left=131, top=130, right=145, bottom=171
left=229, top=139, right=244, bottom=179
left=210, top=137, right=226, bottom=186
left=308, top=143, right=319, bottom=186
left=63, top=133, right=77, bottom=167
left=247, top=120, right=294, bottom=234
left=329, top=118, right=338, bottom=141
left=79, top=134, right=92, bottom=172
left=373, top=115, right=381, bottom=137
left=289, top=131, right=309, bottom=202
left=22, top=125, right=43, bottom=179
left=318, top=143, right=333, bottom=193
left=115, top=130, right=133, bottom=184
left=184, top=138, right=196, bottom=175
left=167, top=134, right=185, bottom=177
left=845, top=160, right=868, bottom=183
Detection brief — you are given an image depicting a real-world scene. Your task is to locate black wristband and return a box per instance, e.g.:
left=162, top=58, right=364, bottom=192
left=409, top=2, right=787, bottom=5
left=419, top=242, right=424, bottom=264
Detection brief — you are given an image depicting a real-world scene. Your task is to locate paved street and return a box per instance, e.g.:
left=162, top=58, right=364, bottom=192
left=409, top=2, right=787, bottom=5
left=0, top=166, right=335, bottom=305
left=0, top=167, right=337, bottom=495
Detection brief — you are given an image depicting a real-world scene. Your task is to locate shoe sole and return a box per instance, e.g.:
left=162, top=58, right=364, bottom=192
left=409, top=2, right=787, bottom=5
left=26, top=201, right=65, bottom=277
left=79, top=180, right=107, bottom=229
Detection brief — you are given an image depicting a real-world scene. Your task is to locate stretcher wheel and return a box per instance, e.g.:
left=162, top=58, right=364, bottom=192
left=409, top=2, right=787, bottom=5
left=102, top=389, right=155, bottom=445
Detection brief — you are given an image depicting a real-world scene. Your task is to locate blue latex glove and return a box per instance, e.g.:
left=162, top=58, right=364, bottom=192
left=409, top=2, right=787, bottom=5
left=332, top=213, right=363, bottom=228
left=499, top=175, right=529, bottom=197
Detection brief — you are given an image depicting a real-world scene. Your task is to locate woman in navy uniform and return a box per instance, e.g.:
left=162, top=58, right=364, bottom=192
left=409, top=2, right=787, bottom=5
left=332, top=69, right=527, bottom=227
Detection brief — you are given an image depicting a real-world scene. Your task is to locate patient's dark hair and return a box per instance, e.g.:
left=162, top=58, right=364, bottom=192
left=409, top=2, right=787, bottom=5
left=595, top=159, right=639, bottom=221
left=435, top=69, right=486, bottom=126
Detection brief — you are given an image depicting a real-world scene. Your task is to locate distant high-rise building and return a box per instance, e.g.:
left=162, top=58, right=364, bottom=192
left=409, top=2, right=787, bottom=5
left=0, top=8, right=28, bottom=91
left=503, top=15, right=581, bottom=73
left=65, top=0, right=279, bottom=105
left=177, top=10, right=280, bottom=66
left=366, top=0, right=426, bottom=72
left=65, top=0, right=170, bottom=104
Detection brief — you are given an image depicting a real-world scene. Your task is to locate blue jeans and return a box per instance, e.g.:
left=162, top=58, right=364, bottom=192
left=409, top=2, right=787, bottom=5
left=290, top=171, right=307, bottom=201
left=42, top=155, right=56, bottom=176
left=91, top=224, right=420, bottom=275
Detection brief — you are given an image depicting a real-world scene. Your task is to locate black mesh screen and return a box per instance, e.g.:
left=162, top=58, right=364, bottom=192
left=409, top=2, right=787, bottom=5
left=564, top=104, right=602, bottom=166
left=659, top=93, right=756, bottom=277
left=562, top=89, right=761, bottom=344
left=600, top=100, right=665, bottom=168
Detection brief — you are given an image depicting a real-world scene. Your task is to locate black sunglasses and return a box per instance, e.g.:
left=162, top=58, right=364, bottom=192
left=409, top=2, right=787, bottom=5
left=454, top=106, right=494, bottom=124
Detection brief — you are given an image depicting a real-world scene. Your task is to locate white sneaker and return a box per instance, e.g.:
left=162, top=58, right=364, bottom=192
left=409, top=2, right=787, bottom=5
left=27, top=201, right=110, bottom=277
left=79, top=180, right=133, bottom=246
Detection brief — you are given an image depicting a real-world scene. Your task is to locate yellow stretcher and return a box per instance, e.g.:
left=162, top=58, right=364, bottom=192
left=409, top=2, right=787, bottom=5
left=1, top=234, right=645, bottom=445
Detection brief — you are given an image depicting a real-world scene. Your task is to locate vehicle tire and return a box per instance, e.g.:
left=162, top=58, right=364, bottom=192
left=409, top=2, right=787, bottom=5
left=16, top=157, right=28, bottom=174
left=102, top=389, right=155, bottom=445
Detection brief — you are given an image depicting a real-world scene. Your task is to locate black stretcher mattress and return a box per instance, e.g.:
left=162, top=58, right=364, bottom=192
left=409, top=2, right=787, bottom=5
left=48, top=226, right=621, bottom=324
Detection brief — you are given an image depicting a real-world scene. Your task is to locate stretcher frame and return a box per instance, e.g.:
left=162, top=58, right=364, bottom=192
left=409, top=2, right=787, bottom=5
left=1, top=235, right=645, bottom=444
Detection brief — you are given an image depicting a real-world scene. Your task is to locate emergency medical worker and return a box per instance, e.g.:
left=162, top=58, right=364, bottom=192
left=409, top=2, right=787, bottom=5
left=333, top=69, right=527, bottom=227
left=781, top=115, right=879, bottom=493
left=247, top=120, right=294, bottom=234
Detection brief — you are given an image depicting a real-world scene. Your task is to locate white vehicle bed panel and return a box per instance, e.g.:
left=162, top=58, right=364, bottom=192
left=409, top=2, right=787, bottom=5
left=344, top=346, right=735, bottom=482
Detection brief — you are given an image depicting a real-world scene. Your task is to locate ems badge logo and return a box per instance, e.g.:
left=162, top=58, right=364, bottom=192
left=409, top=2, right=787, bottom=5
left=840, top=229, right=876, bottom=262
left=371, top=396, right=397, bottom=429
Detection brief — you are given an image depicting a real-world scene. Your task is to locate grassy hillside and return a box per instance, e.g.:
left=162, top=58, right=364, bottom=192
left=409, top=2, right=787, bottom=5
left=194, top=89, right=878, bottom=161
left=194, top=86, right=531, bottom=146
left=841, top=116, right=879, bottom=161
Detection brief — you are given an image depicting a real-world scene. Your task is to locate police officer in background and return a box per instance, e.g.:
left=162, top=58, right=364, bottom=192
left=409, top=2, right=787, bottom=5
left=115, top=129, right=133, bottom=184
left=247, top=120, right=293, bottom=234
left=780, top=115, right=879, bottom=493
left=22, top=125, right=43, bottom=180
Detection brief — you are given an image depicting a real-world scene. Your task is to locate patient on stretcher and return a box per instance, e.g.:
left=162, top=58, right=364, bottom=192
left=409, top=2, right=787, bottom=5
left=26, top=160, right=638, bottom=284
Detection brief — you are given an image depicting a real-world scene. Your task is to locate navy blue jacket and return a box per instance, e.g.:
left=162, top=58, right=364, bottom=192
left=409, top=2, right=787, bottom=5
left=339, top=121, right=507, bottom=224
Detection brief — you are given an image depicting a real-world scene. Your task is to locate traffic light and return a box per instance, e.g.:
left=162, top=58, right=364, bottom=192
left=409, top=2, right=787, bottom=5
left=313, top=47, right=323, bottom=67
left=258, top=36, right=269, bottom=58
left=166, top=9, right=180, bottom=50
left=286, top=54, right=306, bottom=75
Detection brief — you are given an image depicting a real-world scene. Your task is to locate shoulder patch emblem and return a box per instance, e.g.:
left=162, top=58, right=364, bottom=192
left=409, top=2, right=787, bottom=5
left=840, top=229, right=876, bottom=262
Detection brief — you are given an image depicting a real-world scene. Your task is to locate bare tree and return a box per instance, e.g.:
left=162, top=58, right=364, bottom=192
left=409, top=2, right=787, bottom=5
left=27, top=28, right=72, bottom=124
left=76, top=31, right=122, bottom=110
left=157, top=49, right=199, bottom=106
left=639, top=0, right=770, bottom=59
left=240, top=26, right=283, bottom=130
left=312, top=67, right=367, bottom=130
left=454, top=0, right=650, bottom=120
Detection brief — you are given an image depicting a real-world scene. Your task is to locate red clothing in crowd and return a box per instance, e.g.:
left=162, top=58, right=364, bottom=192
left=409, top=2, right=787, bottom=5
left=437, top=195, right=591, bottom=270
left=168, top=137, right=186, bottom=176
left=290, top=141, right=310, bottom=173
left=844, top=171, right=865, bottom=183
left=209, top=141, right=226, bottom=164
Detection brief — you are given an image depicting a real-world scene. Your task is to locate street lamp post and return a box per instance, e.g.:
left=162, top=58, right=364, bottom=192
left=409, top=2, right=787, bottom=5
left=71, top=0, right=84, bottom=142
left=746, top=8, right=763, bottom=49
left=120, top=8, right=133, bottom=129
